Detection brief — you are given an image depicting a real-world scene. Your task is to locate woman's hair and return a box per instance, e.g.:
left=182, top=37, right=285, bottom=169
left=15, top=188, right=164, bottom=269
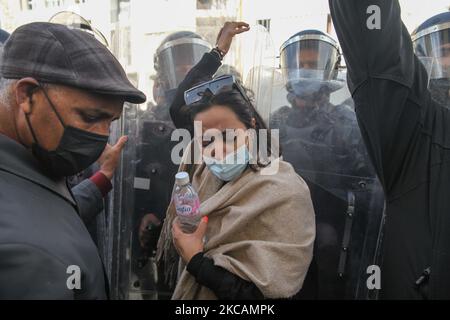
left=189, top=85, right=280, bottom=170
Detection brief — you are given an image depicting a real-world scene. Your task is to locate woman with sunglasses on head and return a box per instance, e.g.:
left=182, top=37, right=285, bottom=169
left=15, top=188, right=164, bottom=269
left=156, top=22, right=316, bottom=300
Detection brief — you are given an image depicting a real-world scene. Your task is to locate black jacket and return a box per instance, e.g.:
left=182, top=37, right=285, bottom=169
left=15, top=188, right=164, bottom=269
left=330, top=0, right=450, bottom=299
left=0, top=133, right=107, bottom=299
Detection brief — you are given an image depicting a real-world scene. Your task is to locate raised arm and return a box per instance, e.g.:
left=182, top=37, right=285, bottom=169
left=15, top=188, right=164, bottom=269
left=169, top=52, right=222, bottom=131
left=329, top=0, right=431, bottom=195
left=329, top=0, right=416, bottom=92
left=170, top=22, right=250, bottom=132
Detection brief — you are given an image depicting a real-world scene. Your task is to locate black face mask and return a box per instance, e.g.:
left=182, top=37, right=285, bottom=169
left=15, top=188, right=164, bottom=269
left=25, top=85, right=109, bottom=178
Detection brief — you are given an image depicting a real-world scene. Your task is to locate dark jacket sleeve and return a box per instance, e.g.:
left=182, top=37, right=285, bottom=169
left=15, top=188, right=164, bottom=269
left=187, top=252, right=265, bottom=300
left=329, top=0, right=431, bottom=196
left=329, top=0, right=416, bottom=93
left=169, top=51, right=223, bottom=133
left=71, top=178, right=104, bottom=225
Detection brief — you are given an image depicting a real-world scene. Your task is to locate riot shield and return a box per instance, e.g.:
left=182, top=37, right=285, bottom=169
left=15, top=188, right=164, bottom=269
left=108, top=29, right=209, bottom=299
left=107, top=21, right=280, bottom=298
left=269, top=70, right=385, bottom=299
left=49, top=11, right=109, bottom=47
left=107, top=26, right=213, bottom=299
left=108, top=101, right=178, bottom=300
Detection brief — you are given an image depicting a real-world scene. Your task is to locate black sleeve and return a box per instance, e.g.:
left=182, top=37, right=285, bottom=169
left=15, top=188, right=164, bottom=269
left=329, top=0, right=416, bottom=93
left=71, top=178, right=104, bottom=225
left=186, top=252, right=265, bottom=300
left=169, top=51, right=222, bottom=133
left=329, top=0, right=431, bottom=195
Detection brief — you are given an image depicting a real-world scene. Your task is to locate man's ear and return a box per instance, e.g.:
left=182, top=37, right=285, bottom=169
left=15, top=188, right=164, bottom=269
left=14, top=78, right=40, bottom=114
left=251, top=117, right=256, bottom=128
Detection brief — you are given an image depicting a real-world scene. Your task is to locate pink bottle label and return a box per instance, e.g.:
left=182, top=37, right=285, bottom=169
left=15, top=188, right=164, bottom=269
left=175, top=195, right=200, bottom=217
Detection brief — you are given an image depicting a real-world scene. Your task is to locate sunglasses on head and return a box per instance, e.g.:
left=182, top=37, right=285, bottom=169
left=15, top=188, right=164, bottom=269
left=184, top=74, right=252, bottom=107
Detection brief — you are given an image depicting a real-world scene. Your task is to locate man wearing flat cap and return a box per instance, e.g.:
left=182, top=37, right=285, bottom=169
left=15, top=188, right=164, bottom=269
left=0, top=22, right=146, bottom=299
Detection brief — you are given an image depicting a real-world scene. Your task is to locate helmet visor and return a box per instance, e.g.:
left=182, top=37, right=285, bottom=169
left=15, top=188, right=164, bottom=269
left=280, top=36, right=340, bottom=82
left=156, top=38, right=211, bottom=91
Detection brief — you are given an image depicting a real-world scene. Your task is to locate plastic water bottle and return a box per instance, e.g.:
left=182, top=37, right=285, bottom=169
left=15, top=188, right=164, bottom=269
left=173, top=172, right=201, bottom=233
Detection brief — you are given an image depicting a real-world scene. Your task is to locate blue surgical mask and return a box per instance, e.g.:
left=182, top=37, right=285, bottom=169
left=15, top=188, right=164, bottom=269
left=203, top=144, right=250, bottom=182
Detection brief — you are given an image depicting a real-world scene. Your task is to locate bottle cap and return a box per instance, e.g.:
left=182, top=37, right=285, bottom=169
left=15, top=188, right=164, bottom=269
left=175, top=171, right=190, bottom=186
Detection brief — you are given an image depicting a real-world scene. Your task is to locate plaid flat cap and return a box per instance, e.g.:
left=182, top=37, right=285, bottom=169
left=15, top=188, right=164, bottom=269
left=0, top=22, right=146, bottom=104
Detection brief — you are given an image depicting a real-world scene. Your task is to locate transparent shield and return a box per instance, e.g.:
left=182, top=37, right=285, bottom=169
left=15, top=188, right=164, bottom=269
left=269, top=73, right=385, bottom=299
left=108, top=100, right=179, bottom=300
left=220, top=24, right=277, bottom=122
left=108, top=26, right=238, bottom=300
left=106, top=8, right=384, bottom=299
left=330, top=69, right=353, bottom=107
left=106, top=29, right=185, bottom=300
left=49, top=11, right=109, bottom=47
left=244, top=66, right=280, bottom=123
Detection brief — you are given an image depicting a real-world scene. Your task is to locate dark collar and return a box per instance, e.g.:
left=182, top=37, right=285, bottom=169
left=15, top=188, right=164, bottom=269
left=0, top=133, right=76, bottom=206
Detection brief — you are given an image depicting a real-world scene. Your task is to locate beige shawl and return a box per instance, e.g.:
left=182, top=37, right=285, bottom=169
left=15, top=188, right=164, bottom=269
left=156, top=146, right=315, bottom=300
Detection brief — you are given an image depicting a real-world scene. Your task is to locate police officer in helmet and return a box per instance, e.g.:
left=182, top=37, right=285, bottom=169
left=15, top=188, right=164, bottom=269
left=270, top=29, right=381, bottom=299
left=133, top=31, right=211, bottom=299
left=147, top=31, right=212, bottom=121
left=412, top=12, right=450, bottom=107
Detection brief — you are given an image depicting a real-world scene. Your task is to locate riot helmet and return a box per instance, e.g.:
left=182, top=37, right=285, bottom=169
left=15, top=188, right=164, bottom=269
left=412, top=12, right=450, bottom=106
left=280, top=30, right=343, bottom=107
left=154, top=31, right=211, bottom=95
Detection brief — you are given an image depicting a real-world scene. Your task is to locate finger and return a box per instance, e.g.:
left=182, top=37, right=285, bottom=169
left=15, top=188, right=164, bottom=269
left=172, top=216, right=179, bottom=228
left=234, top=21, right=250, bottom=28
left=113, top=136, right=128, bottom=151
left=194, top=216, right=209, bottom=237
left=172, top=218, right=182, bottom=236
left=149, top=213, right=161, bottom=226
left=234, top=27, right=250, bottom=35
left=229, top=22, right=249, bottom=31
left=100, top=144, right=112, bottom=155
